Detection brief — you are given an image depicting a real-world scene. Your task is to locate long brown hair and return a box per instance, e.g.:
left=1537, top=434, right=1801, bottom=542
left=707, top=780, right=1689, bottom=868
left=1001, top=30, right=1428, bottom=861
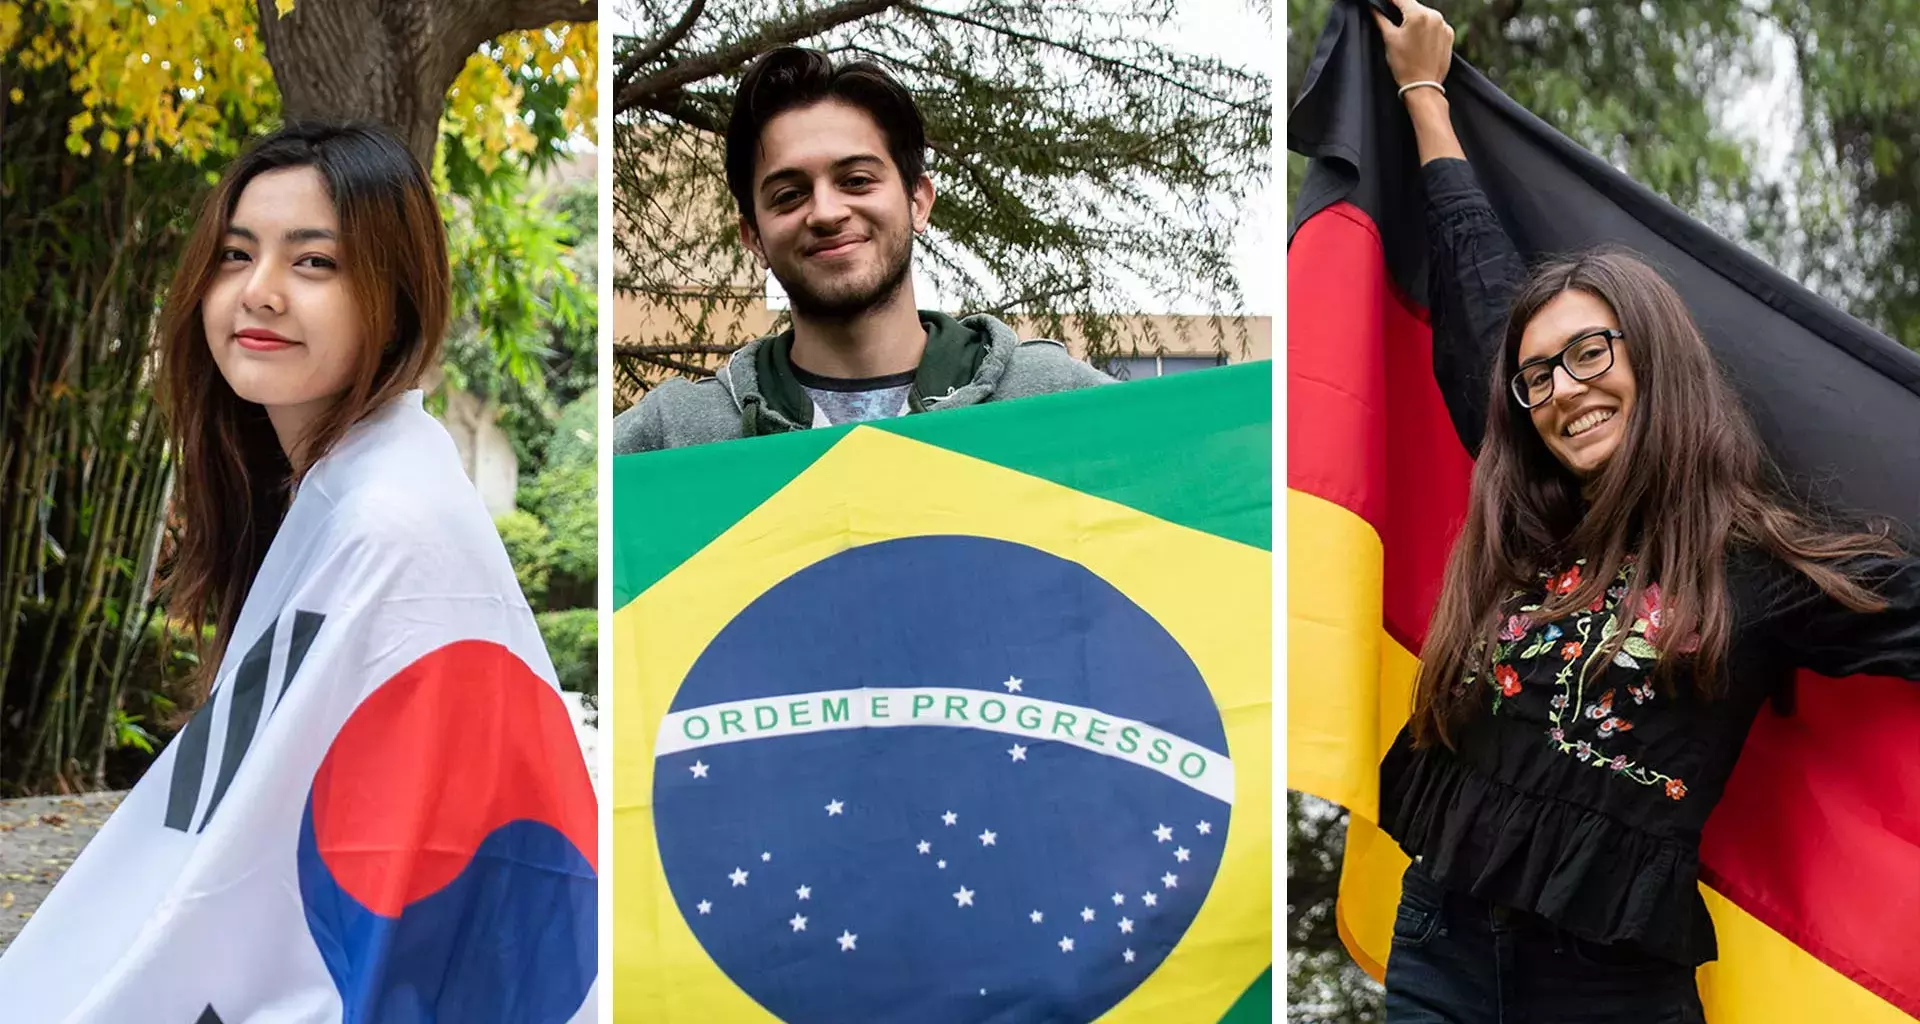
left=157, top=121, right=450, bottom=701
left=1411, top=249, right=1900, bottom=748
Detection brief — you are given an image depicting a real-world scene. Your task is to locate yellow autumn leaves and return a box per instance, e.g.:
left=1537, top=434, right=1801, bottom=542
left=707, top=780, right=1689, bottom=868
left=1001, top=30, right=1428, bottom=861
left=2, top=0, right=595, bottom=167
left=3, top=0, right=274, bottom=162
left=445, top=21, right=599, bottom=173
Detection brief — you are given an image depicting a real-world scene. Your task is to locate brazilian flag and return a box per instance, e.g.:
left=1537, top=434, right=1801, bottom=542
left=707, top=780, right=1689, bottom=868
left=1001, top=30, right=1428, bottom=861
left=612, top=363, right=1273, bottom=1022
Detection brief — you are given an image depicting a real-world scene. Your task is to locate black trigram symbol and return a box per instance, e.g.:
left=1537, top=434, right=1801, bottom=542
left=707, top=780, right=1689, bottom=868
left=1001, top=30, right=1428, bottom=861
left=164, top=611, right=325, bottom=833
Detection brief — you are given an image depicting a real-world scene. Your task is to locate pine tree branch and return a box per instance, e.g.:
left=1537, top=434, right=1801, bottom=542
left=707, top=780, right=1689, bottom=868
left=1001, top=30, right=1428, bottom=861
left=901, top=3, right=1257, bottom=111
left=635, top=87, right=726, bottom=134
left=615, top=0, right=905, bottom=115
left=619, top=350, right=726, bottom=377
left=618, top=0, right=708, bottom=93
left=613, top=343, right=746, bottom=356
left=969, top=282, right=1089, bottom=317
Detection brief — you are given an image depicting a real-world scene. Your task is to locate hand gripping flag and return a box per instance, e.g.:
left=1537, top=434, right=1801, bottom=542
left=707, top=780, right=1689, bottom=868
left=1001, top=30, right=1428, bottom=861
left=612, top=364, right=1272, bottom=1022
left=1287, top=3, right=1920, bottom=1020
left=0, top=393, right=599, bottom=1023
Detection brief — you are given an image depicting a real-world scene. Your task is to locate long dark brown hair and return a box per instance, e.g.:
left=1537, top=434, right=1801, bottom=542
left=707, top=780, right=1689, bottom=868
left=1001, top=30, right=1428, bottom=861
left=157, top=121, right=450, bottom=702
left=1411, top=249, right=1900, bottom=748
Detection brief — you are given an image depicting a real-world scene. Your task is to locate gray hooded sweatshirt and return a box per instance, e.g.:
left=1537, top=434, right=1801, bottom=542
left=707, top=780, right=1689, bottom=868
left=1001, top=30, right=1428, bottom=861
left=613, top=311, right=1112, bottom=454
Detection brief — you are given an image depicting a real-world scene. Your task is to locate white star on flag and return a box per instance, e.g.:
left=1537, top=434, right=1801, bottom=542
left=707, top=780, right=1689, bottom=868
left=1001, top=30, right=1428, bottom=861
left=690, top=760, right=709, bottom=778
left=1008, top=744, right=1027, bottom=762
left=1080, top=907, right=1095, bottom=922
left=837, top=931, right=857, bottom=952
left=953, top=886, right=975, bottom=907
left=1029, top=910, right=1044, bottom=923
left=942, top=810, right=958, bottom=826
left=697, top=900, right=711, bottom=915
left=825, top=799, right=844, bottom=816
left=1174, top=847, right=1191, bottom=863
left=1142, top=892, right=1158, bottom=907
left=796, top=885, right=811, bottom=901
left=916, top=840, right=931, bottom=854
left=1058, top=937, right=1075, bottom=953
left=1161, top=872, right=1179, bottom=889
left=789, top=913, right=807, bottom=932
left=729, top=868, right=749, bottom=887
left=1111, top=892, right=1125, bottom=905
left=1153, top=824, right=1174, bottom=843
left=1118, top=917, right=1134, bottom=934
left=979, top=829, right=997, bottom=847
left=1003, top=676, right=1023, bottom=693
left=761, top=851, right=772, bottom=862
left=1123, top=948, right=1136, bottom=963
left=937, top=859, right=947, bottom=869
left=1197, top=820, right=1212, bottom=835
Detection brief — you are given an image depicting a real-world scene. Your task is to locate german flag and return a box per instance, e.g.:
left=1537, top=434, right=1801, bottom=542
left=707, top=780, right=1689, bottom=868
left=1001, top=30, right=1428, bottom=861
left=1286, top=3, right=1920, bottom=1019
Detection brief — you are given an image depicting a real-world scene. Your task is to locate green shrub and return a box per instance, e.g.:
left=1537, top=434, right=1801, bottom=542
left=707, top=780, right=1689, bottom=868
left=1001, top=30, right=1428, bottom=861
left=523, top=462, right=594, bottom=593
left=495, top=509, right=553, bottom=606
left=522, top=391, right=596, bottom=609
left=536, top=607, right=596, bottom=706
left=545, top=387, right=596, bottom=471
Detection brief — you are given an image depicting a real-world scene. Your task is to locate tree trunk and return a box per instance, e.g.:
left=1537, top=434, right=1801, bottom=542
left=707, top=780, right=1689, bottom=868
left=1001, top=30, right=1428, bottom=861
left=257, top=0, right=598, bottom=167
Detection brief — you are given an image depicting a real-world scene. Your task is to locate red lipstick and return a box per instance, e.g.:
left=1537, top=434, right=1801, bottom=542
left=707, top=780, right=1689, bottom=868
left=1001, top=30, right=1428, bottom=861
left=234, top=327, right=296, bottom=352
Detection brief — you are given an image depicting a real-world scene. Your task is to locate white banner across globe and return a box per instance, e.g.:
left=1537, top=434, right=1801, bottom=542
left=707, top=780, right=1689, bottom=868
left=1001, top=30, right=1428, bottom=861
left=655, top=684, right=1235, bottom=805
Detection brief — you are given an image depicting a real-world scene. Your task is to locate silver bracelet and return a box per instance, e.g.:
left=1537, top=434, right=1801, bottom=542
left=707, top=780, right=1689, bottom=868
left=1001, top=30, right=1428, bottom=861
left=1398, top=80, right=1446, bottom=99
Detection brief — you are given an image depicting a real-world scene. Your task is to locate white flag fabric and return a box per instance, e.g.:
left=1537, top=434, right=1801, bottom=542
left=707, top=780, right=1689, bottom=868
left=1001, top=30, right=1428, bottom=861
left=0, top=392, right=599, bottom=1023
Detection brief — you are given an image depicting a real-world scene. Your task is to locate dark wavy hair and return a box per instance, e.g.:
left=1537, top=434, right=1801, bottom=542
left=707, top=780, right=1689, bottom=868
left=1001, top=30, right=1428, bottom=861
left=724, top=46, right=927, bottom=226
left=1410, top=249, right=1901, bottom=748
left=157, top=120, right=449, bottom=702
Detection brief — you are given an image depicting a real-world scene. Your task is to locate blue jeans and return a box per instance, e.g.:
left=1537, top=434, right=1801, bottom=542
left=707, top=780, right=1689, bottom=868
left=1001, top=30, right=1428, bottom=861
left=1383, top=861, right=1706, bottom=1024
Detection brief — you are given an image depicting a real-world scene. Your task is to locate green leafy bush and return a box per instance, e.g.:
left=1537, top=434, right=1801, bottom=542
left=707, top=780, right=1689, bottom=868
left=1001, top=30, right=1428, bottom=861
left=519, top=387, right=596, bottom=609
left=536, top=607, right=596, bottom=705
left=495, top=509, right=553, bottom=606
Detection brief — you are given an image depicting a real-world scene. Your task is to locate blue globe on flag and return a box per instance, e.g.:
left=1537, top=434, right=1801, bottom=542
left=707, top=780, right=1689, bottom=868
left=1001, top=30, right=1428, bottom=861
left=653, top=535, right=1234, bottom=1023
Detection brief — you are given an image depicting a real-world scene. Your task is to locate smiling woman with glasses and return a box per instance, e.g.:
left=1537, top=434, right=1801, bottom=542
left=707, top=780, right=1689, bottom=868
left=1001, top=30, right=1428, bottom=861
left=1364, top=2, right=1920, bottom=1023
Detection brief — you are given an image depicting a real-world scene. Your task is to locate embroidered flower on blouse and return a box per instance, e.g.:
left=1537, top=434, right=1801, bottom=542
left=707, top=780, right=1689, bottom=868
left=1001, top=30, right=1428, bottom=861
left=1639, top=583, right=1665, bottom=639
left=1494, top=563, right=1691, bottom=801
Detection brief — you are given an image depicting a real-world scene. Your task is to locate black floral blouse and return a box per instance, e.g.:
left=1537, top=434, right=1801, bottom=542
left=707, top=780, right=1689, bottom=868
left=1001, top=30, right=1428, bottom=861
left=1378, top=159, right=1920, bottom=968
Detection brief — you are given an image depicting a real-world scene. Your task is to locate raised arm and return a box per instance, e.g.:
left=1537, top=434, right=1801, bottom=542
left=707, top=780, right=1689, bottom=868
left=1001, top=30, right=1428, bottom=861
left=1376, top=0, right=1526, bottom=455
left=1765, top=551, right=1920, bottom=681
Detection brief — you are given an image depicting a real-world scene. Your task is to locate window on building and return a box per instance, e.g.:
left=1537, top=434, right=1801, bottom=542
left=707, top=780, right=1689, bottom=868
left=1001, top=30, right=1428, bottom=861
left=1108, top=353, right=1229, bottom=381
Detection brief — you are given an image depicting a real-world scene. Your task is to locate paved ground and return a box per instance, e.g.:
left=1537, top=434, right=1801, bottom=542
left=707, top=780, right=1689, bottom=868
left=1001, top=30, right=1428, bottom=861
left=0, top=791, right=124, bottom=952
left=0, top=702, right=598, bottom=956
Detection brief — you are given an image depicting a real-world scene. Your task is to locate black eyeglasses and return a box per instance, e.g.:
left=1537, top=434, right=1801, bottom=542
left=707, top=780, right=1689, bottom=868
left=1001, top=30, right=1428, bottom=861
left=1510, top=329, right=1621, bottom=409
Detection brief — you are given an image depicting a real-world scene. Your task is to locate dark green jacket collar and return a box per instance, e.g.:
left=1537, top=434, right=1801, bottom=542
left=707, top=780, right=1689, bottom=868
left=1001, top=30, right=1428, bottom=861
left=750, top=311, right=990, bottom=434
